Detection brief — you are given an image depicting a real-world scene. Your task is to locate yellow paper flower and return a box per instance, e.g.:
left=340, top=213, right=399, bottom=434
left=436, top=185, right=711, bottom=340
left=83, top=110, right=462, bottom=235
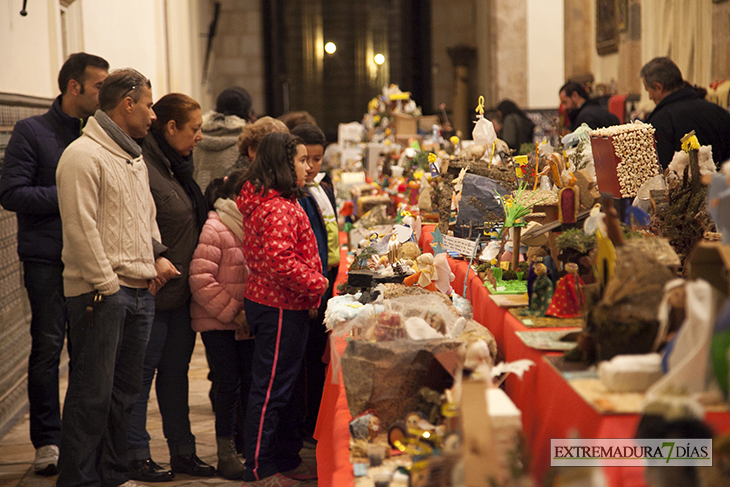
left=490, top=258, right=498, bottom=266
left=681, top=132, right=700, bottom=152
left=427, top=153, right=437, bottom=164
left=374, top=115, right=381, bottom=123
left=450, top=136, right=460, bottom=145
left=413, top=169, right=424, bottom=180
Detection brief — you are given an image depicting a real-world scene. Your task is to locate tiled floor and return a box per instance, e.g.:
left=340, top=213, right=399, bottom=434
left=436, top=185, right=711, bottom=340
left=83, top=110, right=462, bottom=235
left=0, top=336, right=317, bottom=487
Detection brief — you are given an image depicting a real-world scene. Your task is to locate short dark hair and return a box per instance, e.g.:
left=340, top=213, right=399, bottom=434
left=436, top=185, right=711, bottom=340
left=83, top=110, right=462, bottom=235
left=243, top=132, right=305, bottom=199
left=58, top=52, right=109, bottom=95
left=559, top=81, right=589, bottom=101
left=278, top=110, right=317, bottom=131
left=640, top=57, right=684, bottom=93
left=215, top=87, right=254, bottom=121
left=290, top=123, right=326, bottom=147
left=150, top=93, right=201, bottom=134
left=98, top=68, right=151, bottom=112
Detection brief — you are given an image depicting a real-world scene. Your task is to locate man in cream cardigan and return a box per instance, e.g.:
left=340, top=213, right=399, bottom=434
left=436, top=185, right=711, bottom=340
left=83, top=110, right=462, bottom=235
left=55, top=68, right=178, bottom=487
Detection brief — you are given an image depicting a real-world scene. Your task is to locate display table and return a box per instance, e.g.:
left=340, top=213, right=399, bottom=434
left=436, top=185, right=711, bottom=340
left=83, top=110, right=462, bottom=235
left=314, top=230, right=730, bottom=487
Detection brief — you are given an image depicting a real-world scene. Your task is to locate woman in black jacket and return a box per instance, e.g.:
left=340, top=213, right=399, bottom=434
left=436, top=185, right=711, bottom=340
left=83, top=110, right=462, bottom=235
left=497, top=99, right=535, bottom=153
left=127, top=93, right=216, bottom=482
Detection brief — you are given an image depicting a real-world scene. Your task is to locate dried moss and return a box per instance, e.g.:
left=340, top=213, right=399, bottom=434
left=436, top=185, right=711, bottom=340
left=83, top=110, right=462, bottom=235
left=556, top=228, right=597, bottom=254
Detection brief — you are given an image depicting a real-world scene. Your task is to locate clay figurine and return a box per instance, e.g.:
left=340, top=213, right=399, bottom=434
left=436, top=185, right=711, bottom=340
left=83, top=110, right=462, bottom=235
left=521, top=263, right=553, bottom=316
left=403, top=253, right=438, bottom=292
left=546, top=263, right=585, bottom=318
left=558, top=173, right=580, bottom=224
left=349, top=410, right=381, bottom=442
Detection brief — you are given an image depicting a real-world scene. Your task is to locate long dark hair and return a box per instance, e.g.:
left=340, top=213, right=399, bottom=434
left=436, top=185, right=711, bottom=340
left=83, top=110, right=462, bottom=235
left=243, top=132, right=305, bottom=199
left=204, top=169, right=246, bottom=211
left=497, top=99, right=535, bottom=132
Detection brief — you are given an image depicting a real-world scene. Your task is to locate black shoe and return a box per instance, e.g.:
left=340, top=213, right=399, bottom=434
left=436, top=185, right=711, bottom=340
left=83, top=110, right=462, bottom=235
left=128, top=458, right=175, bottom=483
left=170, top=453, right=216, bottom=477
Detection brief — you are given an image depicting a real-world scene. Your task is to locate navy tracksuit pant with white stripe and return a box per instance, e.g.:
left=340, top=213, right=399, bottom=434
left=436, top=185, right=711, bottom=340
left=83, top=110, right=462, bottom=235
left=242, top=299, right=309, bottom=481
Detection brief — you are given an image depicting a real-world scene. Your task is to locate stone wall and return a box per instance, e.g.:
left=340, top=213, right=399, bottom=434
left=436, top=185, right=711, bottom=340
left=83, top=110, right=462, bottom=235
left=712, top=0, right=730, bottom=83
left=431, top=0, right=478, bottom=125
left=0, top=97, right=52, bottom=438
left=204, top=0, right=265, bottom=115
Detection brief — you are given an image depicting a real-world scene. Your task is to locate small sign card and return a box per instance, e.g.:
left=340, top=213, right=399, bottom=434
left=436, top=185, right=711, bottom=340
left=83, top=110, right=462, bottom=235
left=442, top=235, right=477, bottom=256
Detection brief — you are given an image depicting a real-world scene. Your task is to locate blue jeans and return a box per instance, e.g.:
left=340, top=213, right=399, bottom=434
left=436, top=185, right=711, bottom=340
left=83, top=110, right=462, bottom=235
left=201, top=330, right=254, bottom=437
left=23, top=261, right=67, bottom=449
left=128, top=303, right=197, bottom=460
left=57, top=287, right=154, bottom=487
left=243, top=300, right=308, bottom=482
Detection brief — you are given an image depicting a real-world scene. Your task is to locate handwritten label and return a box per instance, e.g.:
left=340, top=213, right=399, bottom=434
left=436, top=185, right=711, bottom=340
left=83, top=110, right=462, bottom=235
left=442, top=235, right=477, bottom=256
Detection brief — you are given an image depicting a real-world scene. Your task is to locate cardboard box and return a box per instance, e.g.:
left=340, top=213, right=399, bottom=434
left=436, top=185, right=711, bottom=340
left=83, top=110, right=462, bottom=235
left=687, top=242, right=730, bottom=296
left=393, top=113, right=418, bottom=135
left=419, top=115, right=440, bottom=133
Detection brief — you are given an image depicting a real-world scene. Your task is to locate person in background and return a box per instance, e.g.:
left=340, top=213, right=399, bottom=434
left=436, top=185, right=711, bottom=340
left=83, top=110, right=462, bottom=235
left=0, top=52, right=109, bottom=476
left=278, top=110, right=317, bottom=131
left=640, top=56, right=730, bottom=169
left=559, top=81, right=619, bottom=132
left=189, top=170, right=251, bottom=479
left=55, top=67, right=177, bottom=487
left=127, top=93, right=215, bottom=482
left=193, top=86, right=256, bottom=191
left=237, top=132, right=328, bottom=486
left=229, top=116, right=289, bottom=173
left=496, top=99, right=535, bottom=153
left=290, top=123, right=339, bottom=445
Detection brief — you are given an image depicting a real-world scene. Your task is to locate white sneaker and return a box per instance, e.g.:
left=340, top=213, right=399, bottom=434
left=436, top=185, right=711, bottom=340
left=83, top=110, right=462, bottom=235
left=118, top=481, right=148, bottom=487
left=34, top=444, right=59, bottom=476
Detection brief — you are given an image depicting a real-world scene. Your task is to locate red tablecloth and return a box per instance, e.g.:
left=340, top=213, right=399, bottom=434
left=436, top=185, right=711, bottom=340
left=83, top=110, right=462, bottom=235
left=314, top=233, right=355, bottom=487
left=314, top=231, right=730, bottom=487
left=448, top=256, right=729, bottom=486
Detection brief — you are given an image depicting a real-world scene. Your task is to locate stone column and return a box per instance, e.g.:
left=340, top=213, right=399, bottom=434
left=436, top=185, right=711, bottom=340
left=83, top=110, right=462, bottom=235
left=448, top=46, right=477, bottom=137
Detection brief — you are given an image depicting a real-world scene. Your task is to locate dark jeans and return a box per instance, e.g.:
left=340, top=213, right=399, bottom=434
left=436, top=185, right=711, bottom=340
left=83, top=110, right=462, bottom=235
left=201, top=330, right=254, bottom=437
left=23, top=261, right=67, bottom=449
left=128, top=302, right=197, bottom=460
left=57, top=287, right=154, bottom=487
left=243, top=300, right=308, bottom=482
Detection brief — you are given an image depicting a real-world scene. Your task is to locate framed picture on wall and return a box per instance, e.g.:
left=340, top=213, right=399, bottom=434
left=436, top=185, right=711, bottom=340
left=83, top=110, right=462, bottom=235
left=596, top=0, right=618, bottom=55
left=617, top=0, right=628, bottom=32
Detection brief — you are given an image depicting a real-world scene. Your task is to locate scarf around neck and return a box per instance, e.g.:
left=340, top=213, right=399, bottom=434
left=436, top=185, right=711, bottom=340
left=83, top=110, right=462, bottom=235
left=94, top=109, right=142, bottom=158
left=151, top=131, right=208, bottom=231
left=215, top=198, right=244, bottom=241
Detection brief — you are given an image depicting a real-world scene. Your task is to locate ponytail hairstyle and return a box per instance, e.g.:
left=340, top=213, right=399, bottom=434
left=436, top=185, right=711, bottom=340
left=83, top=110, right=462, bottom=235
left=243, top=132, right=305, bottom=199
left=150, top=93, right=200, bottom=135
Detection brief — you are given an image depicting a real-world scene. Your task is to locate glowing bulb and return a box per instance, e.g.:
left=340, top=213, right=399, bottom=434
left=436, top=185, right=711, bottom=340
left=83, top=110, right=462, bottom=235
left=324, top=42, right=336, bottom=54
left=374, top=53, right=385, bottom=65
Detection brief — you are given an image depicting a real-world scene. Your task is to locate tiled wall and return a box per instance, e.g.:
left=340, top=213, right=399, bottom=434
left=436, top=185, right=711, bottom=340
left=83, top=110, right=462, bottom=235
left=0, top=99, right=51, bottom=439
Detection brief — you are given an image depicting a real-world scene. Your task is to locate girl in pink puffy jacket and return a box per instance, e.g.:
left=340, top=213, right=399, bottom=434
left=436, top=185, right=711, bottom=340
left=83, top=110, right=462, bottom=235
left=189, top=170, right=251, bottom=479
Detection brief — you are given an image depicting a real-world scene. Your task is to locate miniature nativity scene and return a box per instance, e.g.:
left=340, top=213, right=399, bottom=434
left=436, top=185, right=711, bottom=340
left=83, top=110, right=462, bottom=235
left=319, top=89, right=730, bottom=487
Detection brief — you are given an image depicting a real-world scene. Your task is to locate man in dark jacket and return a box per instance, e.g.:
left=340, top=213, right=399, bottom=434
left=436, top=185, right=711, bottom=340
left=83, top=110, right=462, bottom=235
left=0, top=52, right=108, bottom=475
left=559, top=81, right=619, bottom=132
left=641, top=57, right=730, bottom=169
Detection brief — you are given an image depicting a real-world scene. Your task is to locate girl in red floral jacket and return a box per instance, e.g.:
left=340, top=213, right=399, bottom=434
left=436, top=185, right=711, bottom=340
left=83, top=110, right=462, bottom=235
left=236, top=132, right=328, bottom=487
